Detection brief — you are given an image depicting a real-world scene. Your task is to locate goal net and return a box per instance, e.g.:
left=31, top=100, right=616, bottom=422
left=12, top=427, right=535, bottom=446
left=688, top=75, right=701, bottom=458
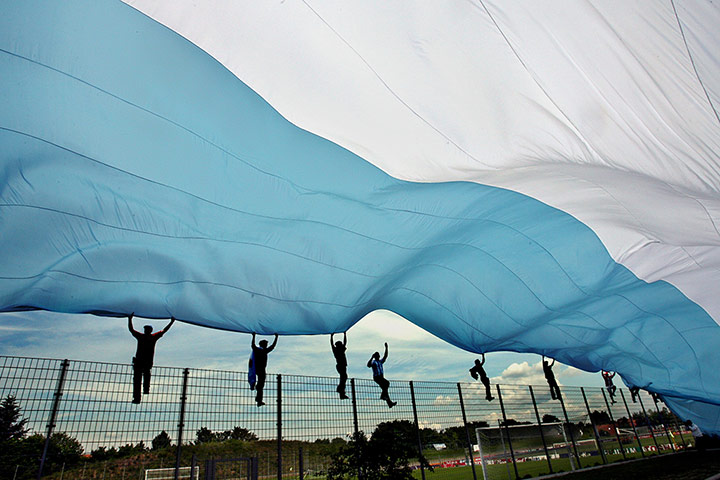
left=475, top=422, right=574, bottom=479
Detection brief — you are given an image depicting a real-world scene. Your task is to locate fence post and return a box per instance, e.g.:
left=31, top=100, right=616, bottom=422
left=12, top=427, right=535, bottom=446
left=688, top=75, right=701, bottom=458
left=654, top=400, right=676, bottom=452
left=600, top=388, right=626, bottom=460
left=619, top=389, right=644, bottom=457
left=409, top=381, right=426, bottom=480
left=457, top=383, right=478, bottom=480
left=295, top=445, right=302, bottom=480
left=277, top=374, right=282, bottom=480
left=636, top=393, right=660, bottom=453
left=351, top=378, right=359, bottom=436
left=37, top=359, right=69, bottom=479
left=581, top=387, right=607, bottom=464
left=175, top=368, right=190, bottom=480
left=528, top=385, right=553, bottom=474
left=496, top=385, right=519, bottom=479
left=557, top=389, right=581, bottom=469
left=350, top=378, right=362, bottom=480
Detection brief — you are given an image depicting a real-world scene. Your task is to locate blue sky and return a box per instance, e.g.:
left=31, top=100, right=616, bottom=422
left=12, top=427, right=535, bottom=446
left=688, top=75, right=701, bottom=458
left=0, top=309, right=605, bottom=389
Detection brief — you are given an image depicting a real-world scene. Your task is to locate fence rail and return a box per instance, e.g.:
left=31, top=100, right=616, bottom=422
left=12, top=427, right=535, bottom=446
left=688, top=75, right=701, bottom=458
left=0, top=356, right=688, bottom=479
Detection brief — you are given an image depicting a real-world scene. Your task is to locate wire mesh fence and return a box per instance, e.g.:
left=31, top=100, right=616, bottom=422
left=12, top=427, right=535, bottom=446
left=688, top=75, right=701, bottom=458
left=0, top=355, right=690, bottom=480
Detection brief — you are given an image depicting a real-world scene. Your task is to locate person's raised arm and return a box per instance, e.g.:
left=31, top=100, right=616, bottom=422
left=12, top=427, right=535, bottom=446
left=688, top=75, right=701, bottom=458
left=267, top=333, right=279, bottom=352
left=128, top=313, right=138, bottom=335
left=381, top=342, right=388, bottom=362
left=251, top=333, right=257, bottom=349
left=367, top=356, right=374, bottom=368
left=162, top=316, right=176, bottom=334
left=480, top=353, right=485, bottom=366
left=343, top=332, right=347, bottom=346
left=550, top=358, right=555, bottom=367
left=330, top=333, right=335, bottom=348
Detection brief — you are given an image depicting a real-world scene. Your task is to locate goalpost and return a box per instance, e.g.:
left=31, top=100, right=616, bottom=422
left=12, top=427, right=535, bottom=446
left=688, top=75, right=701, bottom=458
left=475, top=421, right=573, bottom=480
left=144, top=466, right=199, bottom=480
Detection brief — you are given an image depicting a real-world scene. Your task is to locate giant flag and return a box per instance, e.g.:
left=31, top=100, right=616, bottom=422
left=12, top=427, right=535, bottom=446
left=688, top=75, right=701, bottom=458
left=2, top=0, right=720, bottom=432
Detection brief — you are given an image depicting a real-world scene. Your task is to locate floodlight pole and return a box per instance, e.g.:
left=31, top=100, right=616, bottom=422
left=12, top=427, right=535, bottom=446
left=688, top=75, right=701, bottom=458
left=528, top=385, right=553, bottom=474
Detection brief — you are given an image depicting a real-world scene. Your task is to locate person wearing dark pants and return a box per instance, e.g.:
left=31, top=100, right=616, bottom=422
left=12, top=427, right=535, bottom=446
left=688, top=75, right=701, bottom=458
left=251, top=333, right=278, bottom=407
left=331, top=332, right=349, bottom=400
left=469, top=354, right=494, bottom=401
left=602, top=370, right=617, bottom=404
left=368, top=342, right=396, bottom=408
left=542, top=356, right=562, bottom=400
left=128, top=314, right=175, bottom=404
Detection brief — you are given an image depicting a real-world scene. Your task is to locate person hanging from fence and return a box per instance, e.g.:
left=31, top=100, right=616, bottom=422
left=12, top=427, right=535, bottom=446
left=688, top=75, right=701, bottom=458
left=331, top=332, right=349, bottom=400
left=685, top=419, right=706, bottom=451
left=542, top=355, right=562, bottom=400
left=469, top=354, right=494, bottom=401
left=128, top=313, right=175, bottom=404
left=650, top=391, right=661, bottom=405
left=367, top=342, right=397, bottom=408
left=601, top=370, right=617, bottom=404
left=250, top=333, right=278, bottom=407
left=629, top=386, right=641, bottom=403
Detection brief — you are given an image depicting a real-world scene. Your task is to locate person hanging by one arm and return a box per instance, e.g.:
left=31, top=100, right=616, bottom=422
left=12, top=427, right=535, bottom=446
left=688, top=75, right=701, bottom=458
left=128, top=313, right=175, bottom=404
left=601, top=371, right=617, bottom=404
left=469, top=354, right=494, bottom=402
left=542, top=355, right=562, bottom=400
left=331, top=332, right=349, bottom=400
left=367, top=342, right=396, bottom=408
left=251, top=333, right=278, bottom=407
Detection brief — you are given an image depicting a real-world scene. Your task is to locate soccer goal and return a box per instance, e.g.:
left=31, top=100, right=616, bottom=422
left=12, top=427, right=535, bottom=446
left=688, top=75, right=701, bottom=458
left=144, top=466, right=199, bottom=480
left=475, top=422, right=574, bottom=480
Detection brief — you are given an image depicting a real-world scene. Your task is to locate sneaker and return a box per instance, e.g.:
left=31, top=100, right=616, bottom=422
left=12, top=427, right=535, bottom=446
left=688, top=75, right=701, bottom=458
left=388, top=401, right=397, bottom=409
left=340, top=394, right=349, bottom=400
left=487, top=396, right=495, bottom=402
left=132, top=398, right=141, bottom=404
left=256, top=401, right=265, bottom=407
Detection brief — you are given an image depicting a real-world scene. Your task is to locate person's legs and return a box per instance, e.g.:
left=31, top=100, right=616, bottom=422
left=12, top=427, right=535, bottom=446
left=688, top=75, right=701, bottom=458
left=482, top=378, right=494, bottom=401
left=256, top=371, right=266, bottom=405
left=143, top=367, right=151, bottom=395
left=336, top=364, right=348, bottom=399
left=547, top=380, right=557, bottom=399
left=132, top=365, right=142, bottom=403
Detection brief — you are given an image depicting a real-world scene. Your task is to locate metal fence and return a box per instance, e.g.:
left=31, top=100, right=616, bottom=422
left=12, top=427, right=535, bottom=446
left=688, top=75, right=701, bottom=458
left=0, top=356, right=690, bottom=480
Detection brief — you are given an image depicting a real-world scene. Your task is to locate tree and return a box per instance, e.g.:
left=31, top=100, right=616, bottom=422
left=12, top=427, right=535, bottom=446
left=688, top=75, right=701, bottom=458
left=152, top=430, right=172, bottom=450
left=0, top=395, right=29, bottom=442
left=196, top=427, right=214, bottom=444
left=542, top=414, right=561, bottom=423
left=228, top=426, right=258, bottom=441
left=327, top=421, right=430, bottom=480
left=589, top=410, right=611, bottom=425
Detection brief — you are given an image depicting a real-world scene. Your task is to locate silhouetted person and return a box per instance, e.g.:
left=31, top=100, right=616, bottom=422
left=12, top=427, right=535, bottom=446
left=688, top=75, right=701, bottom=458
left=128, top=313, right=175, bottom=404
left=602, top=371, right=617, bottom=404
left=469, top=354, right=494, bottom=401
left=542, top=356, right=561, bottom=400
left=331, top=332, right=349, bottom=400
left=251, top=333, right=278, bottom=407
left=629, top=386, right=640, bottom=403
left=650, top=391, right=661, bottom=405
left=367, top=343, right=396, bottom=408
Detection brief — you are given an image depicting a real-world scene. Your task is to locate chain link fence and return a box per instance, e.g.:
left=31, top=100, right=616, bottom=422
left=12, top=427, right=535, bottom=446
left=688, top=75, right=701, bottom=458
left=0, top=356, right=689, bottom=479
